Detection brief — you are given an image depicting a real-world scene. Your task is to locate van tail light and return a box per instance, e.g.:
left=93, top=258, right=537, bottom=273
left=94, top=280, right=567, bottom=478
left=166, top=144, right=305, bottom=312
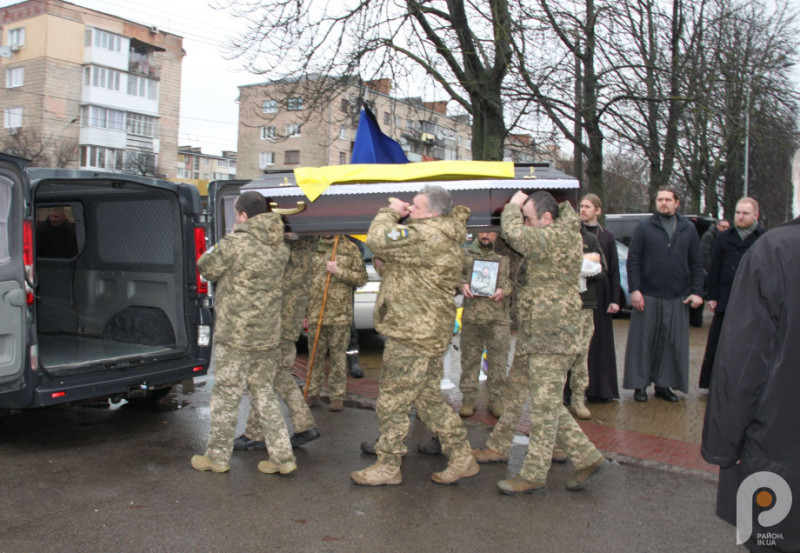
left=193, top=227, right=208, bottom=295
left=23, top=220, right=35, bottom=305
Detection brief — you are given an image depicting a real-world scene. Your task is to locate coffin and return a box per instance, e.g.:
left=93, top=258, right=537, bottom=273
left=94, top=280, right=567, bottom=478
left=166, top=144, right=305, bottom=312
left=240, top=162, right=579, bottom=235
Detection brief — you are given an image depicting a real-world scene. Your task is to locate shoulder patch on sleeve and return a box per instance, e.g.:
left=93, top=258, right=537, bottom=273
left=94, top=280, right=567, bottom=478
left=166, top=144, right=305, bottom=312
left=385, top=227, right=409, bottom=242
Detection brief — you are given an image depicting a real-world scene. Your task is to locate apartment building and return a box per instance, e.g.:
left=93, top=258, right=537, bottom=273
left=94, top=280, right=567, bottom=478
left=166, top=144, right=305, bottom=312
left=177, top=146, right=236, bottom=181
left=0, top=0, right=183, bottom=176
left=236, top=77, right=473, bottom=179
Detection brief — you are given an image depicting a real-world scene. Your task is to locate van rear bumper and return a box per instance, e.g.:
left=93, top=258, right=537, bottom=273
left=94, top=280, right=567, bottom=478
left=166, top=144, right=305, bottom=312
left=29, top=357, right=210, bottom=407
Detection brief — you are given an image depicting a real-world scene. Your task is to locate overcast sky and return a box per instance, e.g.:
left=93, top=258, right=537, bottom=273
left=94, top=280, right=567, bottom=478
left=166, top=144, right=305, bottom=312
left=1, top=0, right=256, bottom=155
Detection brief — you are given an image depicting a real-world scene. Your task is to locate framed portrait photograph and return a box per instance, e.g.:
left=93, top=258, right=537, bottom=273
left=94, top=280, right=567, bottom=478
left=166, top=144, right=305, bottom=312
left=470, top=259, right=500, bottom=297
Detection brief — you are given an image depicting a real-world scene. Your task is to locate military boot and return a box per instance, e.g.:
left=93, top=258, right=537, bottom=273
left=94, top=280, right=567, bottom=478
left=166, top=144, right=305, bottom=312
left=566, top=458, right=609, bottom=490
left=431, top=455, right=480, bottom=484
left=257, top=458, right=298, bottom=475
left=350, top=462, right=402, bottom=486
left=459, top=399, right=475, bottom=417
left=497, top=475, right=546, bottom=495
left=347, top=352, right=364, bottom=378
left=191, top=455, right=229, bottom=473
left=471, top=446, right=508, bottom=463
left=570, top=397, right=591, bottom=420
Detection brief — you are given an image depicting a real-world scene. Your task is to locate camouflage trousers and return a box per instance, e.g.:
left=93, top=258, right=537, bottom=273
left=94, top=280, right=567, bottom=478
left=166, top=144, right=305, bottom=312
left=375, top=338, right=471, bottom=467
left=459, top=321, right=510, bottom=408
left=486, top=352, right=604, bottom=482
left=205, top=342, right=294, bottom=466
left=567, top=310, right=596, bottom=399
left=244, top=339, right=317, bottom=438
left=307, top=324, right=350, bottom=401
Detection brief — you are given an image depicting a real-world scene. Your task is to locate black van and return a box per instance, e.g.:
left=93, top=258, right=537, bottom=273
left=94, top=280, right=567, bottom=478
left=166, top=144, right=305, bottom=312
left=0, top=154, right=213, bottom=416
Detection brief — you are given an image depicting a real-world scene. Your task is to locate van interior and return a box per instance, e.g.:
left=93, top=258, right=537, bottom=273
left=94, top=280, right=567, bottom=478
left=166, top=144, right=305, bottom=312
left=34, top=179, right=188, bottom=374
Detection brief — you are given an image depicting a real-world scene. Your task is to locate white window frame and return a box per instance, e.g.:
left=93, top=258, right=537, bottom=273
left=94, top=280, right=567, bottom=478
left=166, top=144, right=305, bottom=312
left=259, top=151, right=275, bottom=168
left=81, top=145, right=120, bottom=170
left=287, top=97, right=303, bottom=111
left=262, top=100, right=278, bottom=114
left=4, top=107, right=22, bottom=129
left=83, top=106, right=125, bottom=131
left=127, top=74, right=158, bottom=100
left=6, top=67, right=23, bottom=88
left=260, top=126, right=276, bottom=140
left=286, top=123, right=301, bottom=138
left=338, top=126, right=347, bottom=140
left=8, top=28, right=25, bottom=49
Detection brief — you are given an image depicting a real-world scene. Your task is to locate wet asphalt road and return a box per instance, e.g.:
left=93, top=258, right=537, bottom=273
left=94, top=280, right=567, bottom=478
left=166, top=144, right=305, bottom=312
left=0, top=370, right=740, bottom=553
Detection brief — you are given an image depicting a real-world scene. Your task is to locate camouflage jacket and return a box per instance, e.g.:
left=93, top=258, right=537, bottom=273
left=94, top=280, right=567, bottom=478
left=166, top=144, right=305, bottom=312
left=367, top=205, right=470, bottom=352
left=461, top=240, right=512, bottom=325
left=501, top=201, right=583, bottom=355
left=306, top=237, right=368, bottom=327
left=281, top=236, right=317, bottom=341
left=199, top=212, right=289, bottom=351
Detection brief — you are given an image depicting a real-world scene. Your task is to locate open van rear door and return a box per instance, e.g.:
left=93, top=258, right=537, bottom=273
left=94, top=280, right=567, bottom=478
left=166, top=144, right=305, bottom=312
left=0, top=156, right=28, bottom=393
left=207, top=178, right=257, bottom=243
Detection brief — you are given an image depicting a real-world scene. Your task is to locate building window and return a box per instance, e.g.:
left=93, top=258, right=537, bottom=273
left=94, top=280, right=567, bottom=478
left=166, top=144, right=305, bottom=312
left=261, top=126, right=276, bottom=140
left=80, top=146, right=121, bottom=170
left=126, top=112, right=158, bottom=137
left=259, top=151, right=275, bottom=168
left=6, top=67, right=23, bottom=88
left=4, top=107, right=22, bottom=129
left=287, top=97, right=303, bottom=111
left=87, top=28, right=122, bottom=52
left=84, top=66, right=121, bottom=91
left=8, top=28, right=24, bottom=49
left=127, top=75, right=157, bottom=100
left=339, top=151, right=347, bottom=165
left=230, top=161, right=236, bottom=170
left=262, top=100, right=278, bottom=113
left=383, top=112, right=390, bottom=125
left=339, top=126, right=347, bottom=140
left=203, top=157, right=210, bottom=167
left=340, top=99, right=349, bottom=113
left=286, top=123, right=301, bottom=137
left=285, top=150, right=300, bottom=165
left=193, top=157, right=199, bottom=170
left=217, top=159, right=228, bottom=168
left=82, top=106, right=125, bottom=131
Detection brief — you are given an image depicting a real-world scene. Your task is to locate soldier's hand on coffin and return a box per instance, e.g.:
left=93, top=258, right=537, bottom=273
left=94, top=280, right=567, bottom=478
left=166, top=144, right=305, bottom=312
left=461, top=282, right=474, bottom=298
left=509, top=190, right=528, bottom=207
left=388, top=197, right=410, bottom=217
left=326, top=260, right=338, bottom=274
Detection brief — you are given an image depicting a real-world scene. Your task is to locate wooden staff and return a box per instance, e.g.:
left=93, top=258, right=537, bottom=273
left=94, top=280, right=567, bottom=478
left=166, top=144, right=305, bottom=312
left=304, top=235, right=340, bottom=399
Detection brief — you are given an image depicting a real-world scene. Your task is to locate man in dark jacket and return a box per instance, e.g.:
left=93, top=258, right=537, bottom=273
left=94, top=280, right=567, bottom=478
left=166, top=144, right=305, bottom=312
left=698, top=198, right=765, bottom=389
left=623, top=188, right=704, bottom=402
left=702, top=152, right=800, bottom=552
left=700, top=219, right=730, bottom=273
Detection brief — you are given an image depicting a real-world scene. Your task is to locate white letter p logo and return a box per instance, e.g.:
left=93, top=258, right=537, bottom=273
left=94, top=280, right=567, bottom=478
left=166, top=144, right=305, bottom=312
left=736, top=471, right=792, bottom=545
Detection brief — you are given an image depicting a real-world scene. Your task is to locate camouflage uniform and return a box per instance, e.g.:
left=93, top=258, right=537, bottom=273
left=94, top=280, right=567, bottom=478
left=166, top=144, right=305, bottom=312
left=459, top=240, right=512, bottom=410
left=367, top=205, right=473, bottom=467
left=244, top=236, right=317, bottom=437
left=567, top=230, right=605, bottom=403
left=198, top=212, right=294, bottom=466
left=488, top=202, right=604, bottom=482
left=306, top=237, right=368, bottom=401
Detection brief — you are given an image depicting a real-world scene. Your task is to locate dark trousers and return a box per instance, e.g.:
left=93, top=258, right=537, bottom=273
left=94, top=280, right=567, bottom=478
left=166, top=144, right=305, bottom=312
left=699, top=311, right=725, bottom=389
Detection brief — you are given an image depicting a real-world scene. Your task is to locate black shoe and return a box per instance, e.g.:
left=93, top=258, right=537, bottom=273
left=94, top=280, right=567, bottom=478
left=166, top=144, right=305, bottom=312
left=360, top=439, right=377, bottom=455
left=417, top=436, right=442, bottom=455
left=233, top=434, right=266, bottom=451
left=654, top=386, right=679, bottom=402
left=290, top=428, right=321, bottom=448
left=347, top=354, right=364, bottom=379
left=633, top=389, right=648, bottom=402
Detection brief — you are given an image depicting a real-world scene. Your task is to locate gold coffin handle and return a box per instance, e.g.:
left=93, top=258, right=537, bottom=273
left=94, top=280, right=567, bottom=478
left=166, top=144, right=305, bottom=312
left=269, top=200, right=306, bottom=215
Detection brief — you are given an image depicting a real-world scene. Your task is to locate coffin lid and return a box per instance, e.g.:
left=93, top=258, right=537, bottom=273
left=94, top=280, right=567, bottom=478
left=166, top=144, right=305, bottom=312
left=241, top=161, right=578, bottom=201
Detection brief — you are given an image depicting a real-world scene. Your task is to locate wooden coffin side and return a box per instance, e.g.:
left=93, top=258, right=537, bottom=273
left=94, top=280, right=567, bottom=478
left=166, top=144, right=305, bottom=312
left=247, top=179, right=579, bottom=235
